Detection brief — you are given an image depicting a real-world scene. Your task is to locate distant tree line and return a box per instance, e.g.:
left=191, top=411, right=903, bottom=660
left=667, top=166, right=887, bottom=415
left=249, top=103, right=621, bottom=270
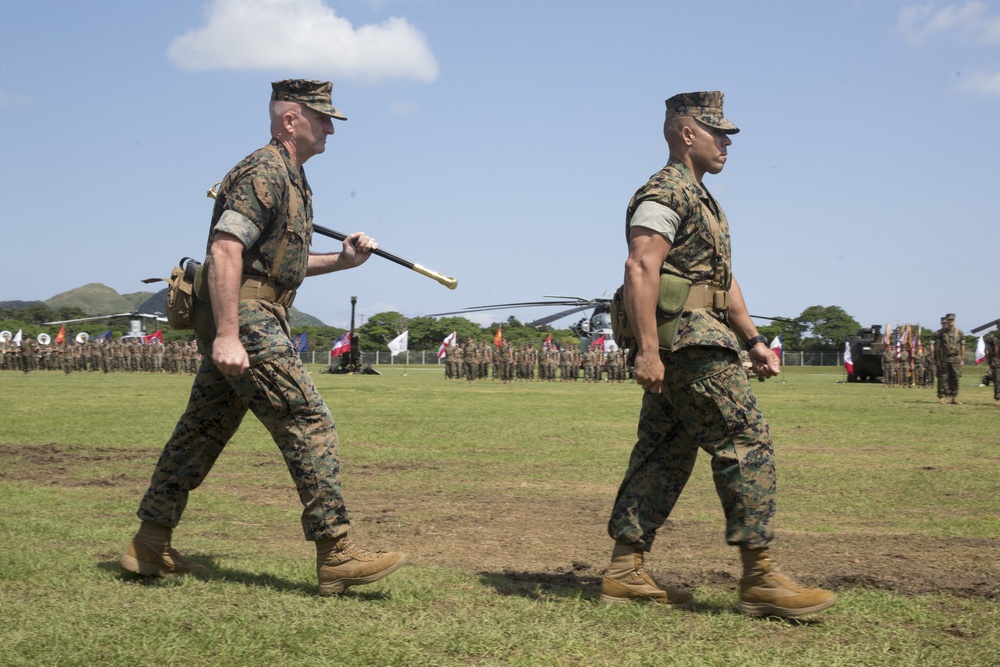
left=755, top=305, right=978, bottom=351
left=2, top=303, right=977, bottom=354
left=0, top=304, right=580, bottom=352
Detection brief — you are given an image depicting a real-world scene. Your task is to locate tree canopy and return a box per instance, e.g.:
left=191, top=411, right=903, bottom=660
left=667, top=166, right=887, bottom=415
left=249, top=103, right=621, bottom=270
left=754, top=305, right=861, bottom=352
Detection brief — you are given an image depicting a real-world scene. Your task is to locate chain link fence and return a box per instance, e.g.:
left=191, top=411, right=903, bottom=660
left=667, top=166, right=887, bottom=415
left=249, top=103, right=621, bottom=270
left=299, top=350, right=855, bottom=367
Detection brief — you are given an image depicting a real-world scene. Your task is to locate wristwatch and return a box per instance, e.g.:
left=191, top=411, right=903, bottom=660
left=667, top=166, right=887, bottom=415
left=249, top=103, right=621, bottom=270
left=745, top=335, right=768, bottom=351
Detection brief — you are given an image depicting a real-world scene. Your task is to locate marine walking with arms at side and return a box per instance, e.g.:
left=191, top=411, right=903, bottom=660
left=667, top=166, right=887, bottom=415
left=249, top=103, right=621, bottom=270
left=121, top=79, right=407, bottom=595
left=602, top=91, right=835, bottom=618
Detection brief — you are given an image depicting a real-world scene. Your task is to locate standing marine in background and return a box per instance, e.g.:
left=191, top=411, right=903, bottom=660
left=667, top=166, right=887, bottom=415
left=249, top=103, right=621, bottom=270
left=983, top=325, right=1000, bottom=405
left=932, top=313, right=964, bottom=404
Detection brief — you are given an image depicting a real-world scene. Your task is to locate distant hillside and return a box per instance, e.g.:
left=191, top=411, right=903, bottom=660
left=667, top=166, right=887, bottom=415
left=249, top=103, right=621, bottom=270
left=134, top=288, right=326, bottom=327
left=287, top=307, right=326, bottom=328
left=46, top=283, right=155, bottom=315
left=8, top=283, right=328, bottom=328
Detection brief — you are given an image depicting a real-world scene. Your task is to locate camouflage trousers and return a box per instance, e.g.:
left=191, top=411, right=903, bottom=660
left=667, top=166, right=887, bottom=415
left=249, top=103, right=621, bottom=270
left=608, top=347, right=776, bottom=550
left=937, top=359, right=962, bottom=398
left=137, top=343, right=349, bottom=542
left=992, top=366, right=1000, bottom=400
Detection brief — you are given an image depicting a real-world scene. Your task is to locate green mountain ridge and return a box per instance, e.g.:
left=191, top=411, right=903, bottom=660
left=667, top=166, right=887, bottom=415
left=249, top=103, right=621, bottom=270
left=46, top=283, right=155, bottom=315
left=2, top=283, right=328, bottom=328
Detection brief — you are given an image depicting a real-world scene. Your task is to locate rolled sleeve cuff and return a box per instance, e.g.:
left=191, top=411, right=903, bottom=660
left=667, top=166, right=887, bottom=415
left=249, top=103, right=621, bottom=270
left=214, top=210, right=261, bottom=248
left=630, top=200, right=681, bottom=243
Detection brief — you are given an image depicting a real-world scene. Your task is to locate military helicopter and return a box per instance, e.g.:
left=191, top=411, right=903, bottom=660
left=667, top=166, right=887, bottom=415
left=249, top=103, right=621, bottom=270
left=428, top=293, right=617, bottom=351
left=43, top=311, right=168, bottom=343
left=428, top=293, right=793, bottom=354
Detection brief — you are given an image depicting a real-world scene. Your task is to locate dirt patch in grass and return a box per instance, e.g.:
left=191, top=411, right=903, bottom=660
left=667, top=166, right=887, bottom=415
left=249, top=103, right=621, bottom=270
left=0, top=445, right=156, bottom=486
left=1, top=443, right=997, bottom=600
left=346, top=482, right=999, bottom=601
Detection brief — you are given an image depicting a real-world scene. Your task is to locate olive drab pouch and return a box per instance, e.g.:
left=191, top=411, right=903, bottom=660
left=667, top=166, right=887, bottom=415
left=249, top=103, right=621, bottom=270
left=655, top=273, right=691, bottom=351
left=191, top=256, right=217, bottom=339
left=610, top=284, right=633, bottom=349
left=142, top=257, right=202, bottom=330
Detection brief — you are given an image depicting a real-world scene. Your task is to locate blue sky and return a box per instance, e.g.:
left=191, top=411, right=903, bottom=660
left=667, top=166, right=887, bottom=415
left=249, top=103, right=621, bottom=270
left=2, top=0, right=998, bottom=334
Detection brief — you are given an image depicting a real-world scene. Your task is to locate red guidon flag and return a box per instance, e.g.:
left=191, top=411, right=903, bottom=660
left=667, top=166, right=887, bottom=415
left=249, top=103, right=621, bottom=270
left=769, top=334, right=782, bottom=360
left=844, top=340, right=854, bottom=375
left=331, top=332, right=350, bottom=357
left=437, top=331, right=456, bottom=359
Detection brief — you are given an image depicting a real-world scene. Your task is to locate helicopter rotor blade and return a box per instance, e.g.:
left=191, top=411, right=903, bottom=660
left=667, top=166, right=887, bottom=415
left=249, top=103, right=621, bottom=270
left=44, top=312, right=168, bottom=326
left=44, top=312, right=136, bottom=326
left=541, top=295, right=591, bottom=302
left=527, top=305, right=594, bottom=328
left=971, top=318, right=1000, bottom=334
left=749, top=315, right=797, bottom=323
left=425, top=300, right=591, bottom=318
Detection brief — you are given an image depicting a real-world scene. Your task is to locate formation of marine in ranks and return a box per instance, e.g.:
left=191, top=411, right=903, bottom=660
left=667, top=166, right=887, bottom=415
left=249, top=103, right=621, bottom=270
left=879, top=314, right=1000, bottom=408
left=441, top=339, right=631, bottom=383
left=880, top=344, right=935, bottom=388
left=0, top=339, right=202, bottom=375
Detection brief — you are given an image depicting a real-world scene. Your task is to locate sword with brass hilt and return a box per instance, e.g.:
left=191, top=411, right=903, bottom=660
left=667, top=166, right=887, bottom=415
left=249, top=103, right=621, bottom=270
left=207, top=183, right=458, bottom=290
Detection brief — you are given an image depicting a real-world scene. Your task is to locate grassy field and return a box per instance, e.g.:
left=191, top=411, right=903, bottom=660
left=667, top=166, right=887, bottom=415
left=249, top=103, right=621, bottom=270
left=1, top=366, right=998, bottom=666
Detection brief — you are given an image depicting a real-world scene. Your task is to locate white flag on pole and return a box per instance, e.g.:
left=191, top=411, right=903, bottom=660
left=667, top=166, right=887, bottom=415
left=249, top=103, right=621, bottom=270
left=388, top=330, right=409, bottom=357
left=13, top=329, right=23, bottom=347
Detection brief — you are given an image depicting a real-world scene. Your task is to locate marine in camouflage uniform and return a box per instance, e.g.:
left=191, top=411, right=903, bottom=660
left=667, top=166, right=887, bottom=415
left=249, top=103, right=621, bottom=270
left=448, top=343, right=462, bottom=379
left=898, top=346, right=911, bottom=387
left=933, top=313, right=964, bottom=404
left=602, top=92, right=833, bottom=618
left=984, top=326, right=1000, bottom=404
left=913, top=349, right=926, bottom=388
left=881, top=337, right=896, bottom=386
left=463, top=338, right=477, bottom=381
left=122, top=80, right=406, bottom=595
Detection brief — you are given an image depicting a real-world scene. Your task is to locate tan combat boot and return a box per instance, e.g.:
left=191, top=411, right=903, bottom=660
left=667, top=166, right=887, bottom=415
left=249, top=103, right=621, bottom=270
left=950, top=397, right=962, bottom=405
left=316, top=536, right=408, bottom=596
left=120, top=521, right=207, bottom=578
left=738, top=548, right=835, bottom=618
left=599, top=542, right=693, bottom=606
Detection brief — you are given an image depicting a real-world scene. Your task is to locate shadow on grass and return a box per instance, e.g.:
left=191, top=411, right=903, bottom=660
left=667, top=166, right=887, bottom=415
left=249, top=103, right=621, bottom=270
left=478, top=569, right=601, bottom=601
left=477, top=570, right=825, bottom=623
left=97, top=557, right=390, bottom=600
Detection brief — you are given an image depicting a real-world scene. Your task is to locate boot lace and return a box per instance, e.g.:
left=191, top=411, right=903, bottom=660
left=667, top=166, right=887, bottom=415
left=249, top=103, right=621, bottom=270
left=337, top=537, right=384, bottom=559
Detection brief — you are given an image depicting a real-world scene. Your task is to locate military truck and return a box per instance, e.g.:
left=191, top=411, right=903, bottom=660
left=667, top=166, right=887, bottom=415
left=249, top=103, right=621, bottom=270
left=847, top=325, right=886, bottom=382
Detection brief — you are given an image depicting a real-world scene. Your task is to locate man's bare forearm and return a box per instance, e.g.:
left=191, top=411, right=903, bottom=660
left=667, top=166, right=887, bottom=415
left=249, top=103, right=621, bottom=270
left=208, top=235, right=244, bottom=339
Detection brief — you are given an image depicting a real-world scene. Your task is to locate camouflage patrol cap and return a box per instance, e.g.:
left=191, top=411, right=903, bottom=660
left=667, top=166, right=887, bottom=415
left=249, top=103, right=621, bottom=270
left=271, top=79, right=347, bottom=121
left=665, top=91, right=739, bottom=134
left=946, top=313, right=956, bottom=320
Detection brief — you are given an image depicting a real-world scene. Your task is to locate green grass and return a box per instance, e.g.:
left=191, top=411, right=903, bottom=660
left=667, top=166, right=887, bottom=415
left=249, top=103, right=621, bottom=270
left=1, top=366, right=998, bottom=666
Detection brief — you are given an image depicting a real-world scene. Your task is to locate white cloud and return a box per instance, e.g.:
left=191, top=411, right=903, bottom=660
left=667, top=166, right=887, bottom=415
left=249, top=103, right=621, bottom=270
left=168, top=0, right=438, bottom=83
left=955, top=67, right=1000, bottom=95
left=0, top=89, right=33, bottom=110
left=895, top=2, right=1000, bottom=46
